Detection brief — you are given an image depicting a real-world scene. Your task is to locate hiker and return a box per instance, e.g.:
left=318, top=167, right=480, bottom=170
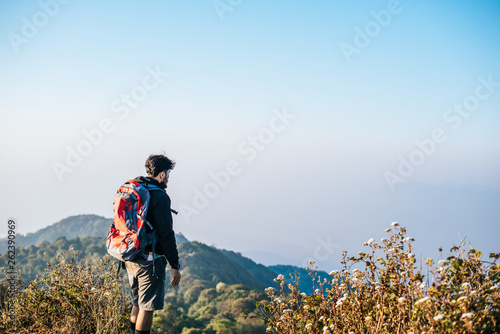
left=125, top=154, right=181, bottom=334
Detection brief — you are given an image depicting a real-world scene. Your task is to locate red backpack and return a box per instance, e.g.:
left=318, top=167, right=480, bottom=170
left=106, top=180, right=158, bottom=263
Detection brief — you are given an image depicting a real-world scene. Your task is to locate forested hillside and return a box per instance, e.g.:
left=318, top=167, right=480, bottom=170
left=0, top=235, right=272, bottom=333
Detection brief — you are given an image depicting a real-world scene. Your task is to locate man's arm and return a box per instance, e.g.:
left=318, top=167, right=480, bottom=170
left=150, top=193, right=180, bottom=269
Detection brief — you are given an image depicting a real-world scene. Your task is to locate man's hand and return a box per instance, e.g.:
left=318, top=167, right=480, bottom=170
left=170, top=269, right=181, bottom=287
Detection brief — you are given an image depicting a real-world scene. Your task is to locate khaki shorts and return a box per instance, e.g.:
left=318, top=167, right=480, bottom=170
left=125, top=256, right=167, bottom=311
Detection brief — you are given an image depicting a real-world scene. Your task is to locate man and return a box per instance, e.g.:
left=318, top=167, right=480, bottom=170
left=125, top=154, right=181, bottom=334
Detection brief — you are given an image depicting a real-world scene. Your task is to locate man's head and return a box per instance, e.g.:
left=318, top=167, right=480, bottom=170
left=145, top=154, right=175, bottom=188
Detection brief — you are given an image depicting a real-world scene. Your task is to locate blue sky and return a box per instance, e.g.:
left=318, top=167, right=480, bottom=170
left=1, top=0, right=499, bottom=270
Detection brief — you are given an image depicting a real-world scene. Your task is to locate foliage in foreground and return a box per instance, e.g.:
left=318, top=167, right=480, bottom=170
left=0, top=250, right=129, bottom=334
left=259, top=223, right=500, bottom=334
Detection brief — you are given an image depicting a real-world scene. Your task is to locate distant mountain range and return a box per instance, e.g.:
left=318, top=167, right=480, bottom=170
left=0, top=215, right=329, bottom=294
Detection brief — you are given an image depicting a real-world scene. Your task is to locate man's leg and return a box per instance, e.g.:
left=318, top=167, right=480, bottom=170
left=136, top=310, right=154, bottom=333
left=130, top=305, right=139, bottom=333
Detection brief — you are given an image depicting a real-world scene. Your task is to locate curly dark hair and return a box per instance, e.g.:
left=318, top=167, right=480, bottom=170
left=145, top=154, right=176, bottom=177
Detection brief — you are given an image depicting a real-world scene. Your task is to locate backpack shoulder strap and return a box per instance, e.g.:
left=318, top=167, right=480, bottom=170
left=141, top=183, right=178, bottom=215
left=142, top=183, right=163, bottom=191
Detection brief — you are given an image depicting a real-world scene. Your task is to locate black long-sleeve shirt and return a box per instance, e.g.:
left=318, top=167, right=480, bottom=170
left=134, top=176, right=179, bottom=269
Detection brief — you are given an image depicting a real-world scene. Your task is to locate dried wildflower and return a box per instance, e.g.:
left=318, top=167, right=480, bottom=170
left=329, top=270, right=340, bottom=275
left=398, top=297, right=406, bottom=303
left=391, top=222, right=399, bottom=227
left=433, top=314, right=445, bottom=321
left=415, top=296, right=430, bottom=305
left=461, top=312, right=473, bottom=318
left=367, top=238, right=374, bottom=245
left=336, top=297, right=346, bottom=306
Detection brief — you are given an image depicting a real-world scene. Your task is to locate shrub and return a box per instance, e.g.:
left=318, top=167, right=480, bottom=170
left=259, top=223, right=500, bottom=333
left=0, top=250, right=129, bottom=334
